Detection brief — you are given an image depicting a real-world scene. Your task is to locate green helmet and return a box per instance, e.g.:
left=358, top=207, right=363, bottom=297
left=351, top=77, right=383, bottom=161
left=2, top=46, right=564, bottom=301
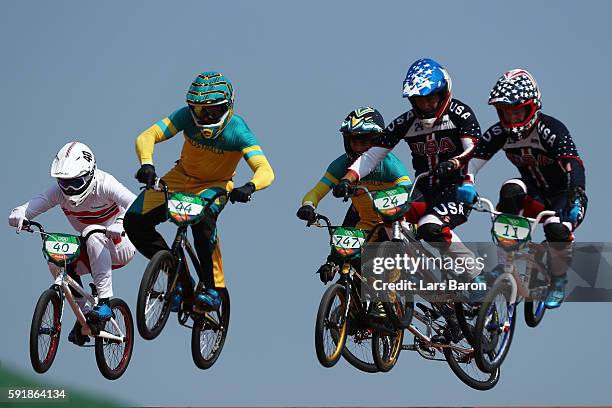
left=186, top=71, right=234, bottom=139
left=340, top=107, right=385, bottom=160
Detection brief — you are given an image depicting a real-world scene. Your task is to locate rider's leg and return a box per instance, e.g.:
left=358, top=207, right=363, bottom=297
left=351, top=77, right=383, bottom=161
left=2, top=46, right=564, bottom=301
left=417, top=215, right=482, bottom=282
left=83, top=225, right=116, bottom=301
left=191, top=210, right=220, bottom=289
left=123, top=189, right=169, bottom=259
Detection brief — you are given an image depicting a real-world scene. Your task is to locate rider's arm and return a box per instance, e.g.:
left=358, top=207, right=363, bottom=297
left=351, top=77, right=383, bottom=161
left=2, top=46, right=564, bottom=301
left=448, top=102, right=481, bottom=179
left=12, top=184, right=63, bottom=220
left=98, top=171, right=138, bottom=223
left=466, top=124, right=506, bottom=182
left=344, top=111, right=412, bottom=182
left=386, top=154, right=412, bottom=187
left=547, top=122, right=586, bottom=190
left=235, top=117, right=275, bottom=191
left=135, top=107, right=191, bottom=165
left=302, top=156, right=348, bottom=207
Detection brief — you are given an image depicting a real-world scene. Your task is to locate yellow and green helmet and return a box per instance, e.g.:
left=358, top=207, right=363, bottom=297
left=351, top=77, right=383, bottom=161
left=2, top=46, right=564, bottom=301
left=186, top=71, right=234, bottom=139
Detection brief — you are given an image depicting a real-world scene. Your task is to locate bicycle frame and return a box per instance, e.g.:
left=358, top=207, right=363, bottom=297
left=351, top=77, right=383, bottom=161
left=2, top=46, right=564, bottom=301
left=151, top=179, right=228, bottom=326
left=472, top=197, right=556, bottom=304
left=23, top=221, right=126, bottom=343
left=349, top=174, right=478, bottom=355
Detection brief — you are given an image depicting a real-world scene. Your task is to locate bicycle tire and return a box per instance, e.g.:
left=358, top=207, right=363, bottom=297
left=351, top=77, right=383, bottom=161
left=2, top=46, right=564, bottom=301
left=95, top=298, right=134, bottom=380
left=29, top=289, right=62, bottom=374
left=191, top=288, right=231, bottom=369
left=473, top=279, right=517, bottom=373
left=136, top=250, right=175, bottom=340
left=315, top=283, right=348, bottom=368
left=444, top=344, right=500, bottom=391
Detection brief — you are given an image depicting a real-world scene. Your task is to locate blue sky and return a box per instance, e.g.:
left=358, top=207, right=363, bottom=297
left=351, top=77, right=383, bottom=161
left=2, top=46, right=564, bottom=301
left=1, top=0, right=611, bottom=405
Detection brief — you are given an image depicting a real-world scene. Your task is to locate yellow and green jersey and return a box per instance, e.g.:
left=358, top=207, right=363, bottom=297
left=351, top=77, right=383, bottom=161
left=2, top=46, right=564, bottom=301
left=302, top=153, right=411, bottom=229
left=135, top=106, right=274, bottom=191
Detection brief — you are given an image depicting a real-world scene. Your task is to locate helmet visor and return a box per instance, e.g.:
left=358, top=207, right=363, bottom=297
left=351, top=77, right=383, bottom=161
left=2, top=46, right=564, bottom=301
left=495, top=100, right=537, bottom=128
left=189, top=103, right=230, bottom=126
left=57, top=174, right=91, bottom=196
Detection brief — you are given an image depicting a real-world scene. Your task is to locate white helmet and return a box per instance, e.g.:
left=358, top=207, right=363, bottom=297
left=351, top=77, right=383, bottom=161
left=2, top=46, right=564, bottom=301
left=51, top=141, right=96, bottom=206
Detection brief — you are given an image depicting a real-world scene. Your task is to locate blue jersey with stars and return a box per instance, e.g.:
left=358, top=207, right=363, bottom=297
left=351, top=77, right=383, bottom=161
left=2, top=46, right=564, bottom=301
left=474, top=113, right=585, bottom=195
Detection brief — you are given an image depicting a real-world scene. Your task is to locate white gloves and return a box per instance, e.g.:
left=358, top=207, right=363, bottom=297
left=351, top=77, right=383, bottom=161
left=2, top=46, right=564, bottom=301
left=105, top=222, right=125, bottom=240
left=8, top=207, right=27, bottom=231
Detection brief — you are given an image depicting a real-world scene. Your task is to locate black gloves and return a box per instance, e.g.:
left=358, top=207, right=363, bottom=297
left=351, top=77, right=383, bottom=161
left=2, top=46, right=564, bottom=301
left=136, top=164, right=157, bottom=188
left=229, top=182, right=256, bottom=203
left=332, top=179, right=354, bottom=198
left=296, top=204, right=316, bottom=223
left=434, top=160, right=457, bottom=178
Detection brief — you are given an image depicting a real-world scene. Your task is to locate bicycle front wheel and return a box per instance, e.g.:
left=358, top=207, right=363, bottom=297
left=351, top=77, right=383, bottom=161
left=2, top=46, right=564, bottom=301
left=473, top=280, right=517, bottom=373
left=136, top=250, right=175, bottom=340
left=191, top=288, right=231, bottom=369
left=315, top=283, right=348, bottom=368
left=30, top=289, right=62, bottom=374
left=95, top=298, right=134, bottom=380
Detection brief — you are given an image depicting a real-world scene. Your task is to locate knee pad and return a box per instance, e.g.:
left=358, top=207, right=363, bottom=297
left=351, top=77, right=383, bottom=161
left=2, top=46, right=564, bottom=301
left=544, top=223, right=572, bottom=242
left=417, top=223, right=446, bottom=243
left=498, top=182, right=527, bottom=214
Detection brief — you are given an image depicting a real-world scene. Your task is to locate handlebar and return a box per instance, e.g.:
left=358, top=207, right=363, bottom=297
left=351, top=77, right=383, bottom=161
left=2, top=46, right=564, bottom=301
left=471, top=196, right=557, bottom=234
left=20, top=220, right=107, bottom=242
left=346, top=170, right=431, bottom=203
left=146, top=177, right=229, bottom=214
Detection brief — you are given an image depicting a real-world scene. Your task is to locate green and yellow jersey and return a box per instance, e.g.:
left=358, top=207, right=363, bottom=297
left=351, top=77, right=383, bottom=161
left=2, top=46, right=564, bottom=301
left=135, top=106, right=274, bottom=192
left=302, top=153, right=411, bottom=229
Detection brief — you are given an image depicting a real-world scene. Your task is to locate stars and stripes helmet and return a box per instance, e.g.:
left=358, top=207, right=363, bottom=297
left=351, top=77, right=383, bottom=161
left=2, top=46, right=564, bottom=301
left=402, top=58, right=453, bottom=128
left=340, top=107, right=385, bottom=160
left=489, top=69, right=541, bottom=140
left=51, top=141, right=96, bottom=207
left=186, top=71, right=234, bottom=139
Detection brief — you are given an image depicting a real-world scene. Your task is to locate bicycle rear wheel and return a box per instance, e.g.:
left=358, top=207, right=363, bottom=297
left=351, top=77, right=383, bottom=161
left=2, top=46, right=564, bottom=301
left=340, top=324, right=379, bottom=373
left=524, top=301, right=546, bottom=328
left=30, top=289, right=62, bottom=374
left=191, top=288, right=230, bottom=369
left=372, top=328, right=403, bottom=372
left=136, top=250, right=175, bottom=340
left=444, top=340, right=500, bottom=391
left=95, top=298, right=134, bottom=380
left=315, top=283, right=348, bottom=368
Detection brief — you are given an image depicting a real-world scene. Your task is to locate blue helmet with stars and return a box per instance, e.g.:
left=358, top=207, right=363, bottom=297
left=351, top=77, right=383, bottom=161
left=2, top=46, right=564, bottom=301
left=402, top=58, right=453, bottom=128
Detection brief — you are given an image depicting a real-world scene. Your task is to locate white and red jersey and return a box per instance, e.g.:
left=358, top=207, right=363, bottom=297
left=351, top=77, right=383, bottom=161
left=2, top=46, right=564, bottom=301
left=16, top=169, right=136, bottom=232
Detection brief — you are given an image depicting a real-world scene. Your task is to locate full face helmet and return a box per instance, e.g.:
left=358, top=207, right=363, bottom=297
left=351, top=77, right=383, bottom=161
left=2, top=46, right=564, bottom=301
left=488, top=69, right=541, bottom=140
left=340, top=107, right=385, bottom=161
left=51, top=141, right=96, bottom=207
left=186, top=71, right=234, bottom=139
left=402, top=58, right=453, bottom=128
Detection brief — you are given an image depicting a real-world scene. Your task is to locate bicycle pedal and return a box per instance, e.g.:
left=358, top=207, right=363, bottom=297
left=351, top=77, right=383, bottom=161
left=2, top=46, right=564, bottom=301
left=402, top=344, right=416, bottom=351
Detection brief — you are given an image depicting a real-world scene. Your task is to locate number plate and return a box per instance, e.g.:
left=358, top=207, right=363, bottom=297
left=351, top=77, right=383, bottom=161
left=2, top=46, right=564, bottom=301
left=492, top=214, right=532, bottom=250
left=168, top=192, right=205, bottom=225
left=43, top=233, right=81, bottom=265
left=331, top=227, right=366, bottom=259
left=372, top=186, right=411, bottom=221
